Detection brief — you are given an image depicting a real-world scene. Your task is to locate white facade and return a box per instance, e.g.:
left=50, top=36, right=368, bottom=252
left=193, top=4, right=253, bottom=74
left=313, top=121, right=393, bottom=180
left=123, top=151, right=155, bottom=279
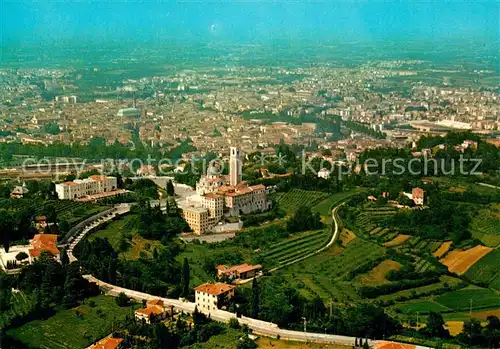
left=55, top=176, right=117, bottom=200
left=194, top=283, right=235, bottom=312
left=229, top=147, right=242, bottom=186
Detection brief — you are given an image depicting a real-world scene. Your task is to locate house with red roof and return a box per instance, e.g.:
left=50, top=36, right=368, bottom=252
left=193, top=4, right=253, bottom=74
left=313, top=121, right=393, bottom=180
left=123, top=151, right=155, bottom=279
left=194, top=282, right=235, bottom=312
left=134, top=299, right=172, bottom=324
left=216, top=264, right=262, bottom=281
left=28, top=234, right=60, bottom=263
left=89, top=337, right=123, bottom=349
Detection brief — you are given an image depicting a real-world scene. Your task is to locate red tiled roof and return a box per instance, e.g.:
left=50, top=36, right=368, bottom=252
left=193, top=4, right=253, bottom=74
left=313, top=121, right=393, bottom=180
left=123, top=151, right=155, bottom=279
left=135, top=306, right=163, bottom=316
left=375, top=341, right=416, bottom=349
left=90, top=337, right=123, bottom=349
left=29, top=234, right=59, bottom=257
left=218, top=263, right=262, bottom=275
left=194, top=282, right=235, bottom=296
left=89, top=175, right=108, bottom=181
left=147, top=299, right=164, bottom=306
left=204, top=193, right=222, bottom=199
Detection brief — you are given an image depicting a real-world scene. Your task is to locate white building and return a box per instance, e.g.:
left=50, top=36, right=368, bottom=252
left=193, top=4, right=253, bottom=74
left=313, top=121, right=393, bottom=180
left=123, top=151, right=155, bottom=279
left=194, top=282, right=235, bottom=312
left=229, top=147, right=242, bottom=186
left=55, top=175, right=117, bottom=200
left=318, top=168, right=330, bottom=179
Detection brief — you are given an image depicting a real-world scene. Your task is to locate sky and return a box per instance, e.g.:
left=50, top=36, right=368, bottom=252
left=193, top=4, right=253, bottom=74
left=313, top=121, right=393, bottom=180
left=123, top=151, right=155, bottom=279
left=1, top=0, right=499, bottom=45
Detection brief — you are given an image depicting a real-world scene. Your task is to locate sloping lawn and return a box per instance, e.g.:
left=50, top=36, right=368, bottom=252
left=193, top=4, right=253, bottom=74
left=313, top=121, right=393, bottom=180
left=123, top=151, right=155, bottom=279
left=7, top=295, right=137, bottom=349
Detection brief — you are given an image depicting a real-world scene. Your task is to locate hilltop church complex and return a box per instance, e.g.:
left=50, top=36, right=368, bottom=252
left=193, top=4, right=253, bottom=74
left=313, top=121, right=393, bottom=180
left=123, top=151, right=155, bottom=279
left=180, top=147, right=270, bottom=235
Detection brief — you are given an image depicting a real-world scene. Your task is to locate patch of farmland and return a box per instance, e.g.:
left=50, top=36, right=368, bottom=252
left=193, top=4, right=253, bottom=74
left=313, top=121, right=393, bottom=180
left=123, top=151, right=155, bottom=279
left=433, top=241, right=453, bottom=258
left=383, top=234, right=411, bottom=247
left=464, top=248, right=500, bottom=288
left=355, top=259, right=401, bottom=286
left=470, top=204, right=500, bottom=247
left=436, top=285, right=500, bottom=311
left=440, top=245, right=493, bottom=275
left=368, top=227, right=383, bottom=236
left=374, top=228, right=390, bottom=237
left=376, top=276, right=463, bottom=302
left=338, top=228, right=356, bottom=247
left=396, top=300, right=451, bottom=314
left=278, top=189, right=329, bottom=214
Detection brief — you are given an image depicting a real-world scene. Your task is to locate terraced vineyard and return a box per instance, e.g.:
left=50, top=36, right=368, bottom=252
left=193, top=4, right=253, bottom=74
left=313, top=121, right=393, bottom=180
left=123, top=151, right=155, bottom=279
left=260, top=230, right=329, bottom=266
left=355, top=206, right=399, bottom=243
left=277, top=189, right=329, bottom=214
left=0, top=198, right=109, bottom=225
left=470, top=204, right=500, bottom=247
left=281, top=237, right=386, bottom=300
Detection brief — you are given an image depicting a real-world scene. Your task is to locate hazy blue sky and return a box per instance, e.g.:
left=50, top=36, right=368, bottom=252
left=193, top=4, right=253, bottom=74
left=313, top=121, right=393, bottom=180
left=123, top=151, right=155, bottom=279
left=2, top=0, right=499, bottom=44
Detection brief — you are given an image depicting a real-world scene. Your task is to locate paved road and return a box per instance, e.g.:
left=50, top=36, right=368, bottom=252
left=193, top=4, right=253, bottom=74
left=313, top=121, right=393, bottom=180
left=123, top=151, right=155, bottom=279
left=69, top=201, right=431, bottom=349
left=479, top=182, right=500, bottom=190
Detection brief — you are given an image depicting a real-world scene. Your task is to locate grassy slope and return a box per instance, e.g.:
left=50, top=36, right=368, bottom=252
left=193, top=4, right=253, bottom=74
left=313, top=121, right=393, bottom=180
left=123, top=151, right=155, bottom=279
left=7, top=295, right=138, bottom=349
left=88, top=214, right=164, bottom=260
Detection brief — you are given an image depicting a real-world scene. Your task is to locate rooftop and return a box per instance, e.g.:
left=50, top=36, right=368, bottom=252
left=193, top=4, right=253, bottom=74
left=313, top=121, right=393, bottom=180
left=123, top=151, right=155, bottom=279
left=90, top=337, right=123, bottom=349
left=29, top=234, right=59, bottom=257
left=194, top=282, right=235, bottom=296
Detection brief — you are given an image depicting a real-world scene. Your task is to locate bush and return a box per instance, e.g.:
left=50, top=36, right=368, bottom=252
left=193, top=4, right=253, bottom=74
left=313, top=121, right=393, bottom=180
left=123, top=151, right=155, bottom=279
left=115, top=292, right=129, bottom=307
left=228, top=318, right=240, bottom=329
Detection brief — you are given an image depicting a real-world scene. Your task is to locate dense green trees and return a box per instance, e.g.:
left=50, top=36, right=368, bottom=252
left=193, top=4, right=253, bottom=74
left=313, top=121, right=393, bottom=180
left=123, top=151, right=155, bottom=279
left=287, top=206, right=322, bottom=233
left=181, top=257, right=190, bottom=298
left=127, top=178, right=159, bottom=199
left=247, top=275, right=399, bottom=340
left=423, top=312, right=449, bottom=338
left=166, top=180, right=175, bottom=196
left=251, top=278, right=259, bottom=319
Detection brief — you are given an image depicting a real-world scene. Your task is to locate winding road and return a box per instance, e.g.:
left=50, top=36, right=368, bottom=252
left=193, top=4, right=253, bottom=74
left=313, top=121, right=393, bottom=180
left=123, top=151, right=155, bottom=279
left=66, top=200, right=430, bottom=348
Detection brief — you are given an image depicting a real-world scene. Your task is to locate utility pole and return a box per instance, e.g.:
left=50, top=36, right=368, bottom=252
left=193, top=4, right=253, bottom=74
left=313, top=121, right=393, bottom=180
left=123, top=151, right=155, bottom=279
left=416, top=312, right=419, bottom=330
left=470, top=299, right=473, bottom=315
left=302, top=317, right=307, bottom=332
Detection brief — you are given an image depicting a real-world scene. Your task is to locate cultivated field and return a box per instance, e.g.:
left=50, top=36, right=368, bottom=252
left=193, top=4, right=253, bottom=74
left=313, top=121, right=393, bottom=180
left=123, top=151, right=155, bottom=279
left=470, top=204, right=500, bottom=247
left=7, top=295, right=138, bottom=349
left=440, top=245, right=493, bottom=275
left=433, top=241, right=453, bottom=258
left=464, top=248, right=500, bottom=289
left=383, top=234, right=411, bottom=247
left=281, top=237, right=385, bottom=301
left=278, top=189, right=329, bottom=214
left=436, top=285, right=500, bottom=312
left=355, top=259, right=401, bottom=286
left=260, top=230, right=329, bottom=267
left=0, top=198, right=109, bottom=226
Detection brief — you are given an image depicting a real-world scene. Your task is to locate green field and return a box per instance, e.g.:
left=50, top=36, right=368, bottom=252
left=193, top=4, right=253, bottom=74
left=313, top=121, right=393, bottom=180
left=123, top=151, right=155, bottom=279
left=280, top=237, right=386, bottom=301
left=0, top=291, right=34, bottom=331
left=397, top=300, right=451, bottom=314
left=435, top=286, right=500, bottom=312
left=7, top=295, right=138, bottom=349
left=182, top=327, right=245, bottom=349
left=88, top=214, right=164, bottom=260
left=277, top=189, right=329, bottom=214
left=260, top=230, right=329, bottom=267
left=311, top=190, right=362, bottom=220
left=470, top=204, right=500, bottom=247
left=0, top=198, right=109, bottom=226
left=464, top=248, right=500, bottom=289
left=378, top=276, right=463, bottom=303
